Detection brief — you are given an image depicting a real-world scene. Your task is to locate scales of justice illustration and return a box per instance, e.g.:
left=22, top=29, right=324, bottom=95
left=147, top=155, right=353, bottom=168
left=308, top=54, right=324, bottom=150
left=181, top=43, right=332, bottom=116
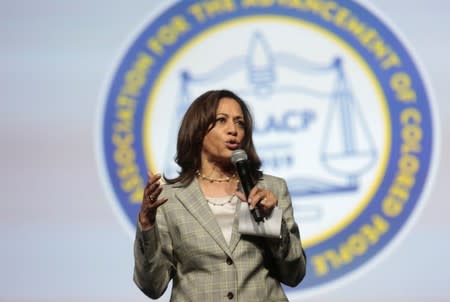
left=160, top=31, right=378, bottom=221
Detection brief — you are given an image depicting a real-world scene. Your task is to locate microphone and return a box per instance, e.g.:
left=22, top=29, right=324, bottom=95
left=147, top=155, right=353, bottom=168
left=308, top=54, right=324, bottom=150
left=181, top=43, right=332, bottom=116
left=231, top=149, right=264, bottom=222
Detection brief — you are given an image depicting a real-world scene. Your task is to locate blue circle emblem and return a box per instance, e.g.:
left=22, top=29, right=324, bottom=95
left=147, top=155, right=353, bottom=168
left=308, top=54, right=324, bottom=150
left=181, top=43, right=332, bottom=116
left=98, top=0, right=437, bottom=296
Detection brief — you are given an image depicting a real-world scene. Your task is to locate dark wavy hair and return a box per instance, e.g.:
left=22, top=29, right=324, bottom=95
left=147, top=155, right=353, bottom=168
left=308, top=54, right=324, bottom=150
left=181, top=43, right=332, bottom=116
left=164, top=89, right=262, bottom=185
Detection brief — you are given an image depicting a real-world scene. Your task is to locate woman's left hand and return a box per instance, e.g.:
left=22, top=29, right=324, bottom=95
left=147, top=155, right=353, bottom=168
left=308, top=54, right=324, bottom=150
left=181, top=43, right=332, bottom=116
left=236, top=187, right=278, bottom=216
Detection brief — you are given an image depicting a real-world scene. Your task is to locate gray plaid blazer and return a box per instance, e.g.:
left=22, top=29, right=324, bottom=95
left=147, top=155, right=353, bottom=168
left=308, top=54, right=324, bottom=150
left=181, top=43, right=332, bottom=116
left=134, top=174, right=306, bottom=301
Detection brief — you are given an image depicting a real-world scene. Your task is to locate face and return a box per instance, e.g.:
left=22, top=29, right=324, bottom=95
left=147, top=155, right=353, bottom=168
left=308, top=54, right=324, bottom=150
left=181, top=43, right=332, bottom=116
left=201, top=97, right=245, bottom=165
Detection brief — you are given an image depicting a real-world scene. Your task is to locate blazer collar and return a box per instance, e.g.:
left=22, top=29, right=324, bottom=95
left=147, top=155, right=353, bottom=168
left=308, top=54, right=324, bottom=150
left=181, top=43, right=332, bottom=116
left=174, top=178, right=241, bottom=254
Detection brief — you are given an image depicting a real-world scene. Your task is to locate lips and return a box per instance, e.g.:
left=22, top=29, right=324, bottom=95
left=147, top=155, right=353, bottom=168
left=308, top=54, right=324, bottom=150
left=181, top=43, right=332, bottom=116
left=225, top=140, right=240, bottom=150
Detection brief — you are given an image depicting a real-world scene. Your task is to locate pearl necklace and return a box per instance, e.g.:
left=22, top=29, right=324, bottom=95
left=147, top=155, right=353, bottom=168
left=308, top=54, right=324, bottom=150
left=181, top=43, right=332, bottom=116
left=196, top=170, right=236, bottom=183
left=206, top=193, right=237, bottom=206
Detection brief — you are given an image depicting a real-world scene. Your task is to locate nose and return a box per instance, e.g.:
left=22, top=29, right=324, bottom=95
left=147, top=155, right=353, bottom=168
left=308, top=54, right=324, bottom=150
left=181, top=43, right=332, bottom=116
left=227, top=121, right=238, bottom=136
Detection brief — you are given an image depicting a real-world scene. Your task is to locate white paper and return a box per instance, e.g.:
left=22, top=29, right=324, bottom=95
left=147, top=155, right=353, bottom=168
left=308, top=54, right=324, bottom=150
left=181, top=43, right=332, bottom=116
left=238, top=203, right=282, bottom=238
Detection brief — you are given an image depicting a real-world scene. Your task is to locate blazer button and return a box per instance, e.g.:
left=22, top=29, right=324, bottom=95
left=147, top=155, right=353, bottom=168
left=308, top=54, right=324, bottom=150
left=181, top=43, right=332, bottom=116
left=227, top=292, right=234, bottom=299
left=226, top=257, right=233, bottom=265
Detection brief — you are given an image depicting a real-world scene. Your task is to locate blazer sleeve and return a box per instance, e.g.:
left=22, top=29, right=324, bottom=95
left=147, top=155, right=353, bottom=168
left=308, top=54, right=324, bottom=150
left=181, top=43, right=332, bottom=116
left=133, top=205, right=175, bottom=299
left=264, top=177, right=307, bottom=287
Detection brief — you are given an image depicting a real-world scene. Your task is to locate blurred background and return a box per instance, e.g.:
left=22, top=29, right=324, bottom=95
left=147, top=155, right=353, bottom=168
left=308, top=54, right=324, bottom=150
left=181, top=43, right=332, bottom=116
left=1, top=1, right=449, bottom=301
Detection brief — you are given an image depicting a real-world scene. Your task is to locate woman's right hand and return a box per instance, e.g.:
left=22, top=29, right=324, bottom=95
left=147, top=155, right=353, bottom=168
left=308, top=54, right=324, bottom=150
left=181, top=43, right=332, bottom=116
left=139, top=172, right=168, bottom=229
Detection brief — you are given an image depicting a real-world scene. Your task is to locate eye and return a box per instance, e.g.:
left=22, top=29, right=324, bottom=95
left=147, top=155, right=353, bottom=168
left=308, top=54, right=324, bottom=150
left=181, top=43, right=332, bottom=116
left=216, top=116, right=227, bottom=124
left=235, top=120, right=245, bottom=128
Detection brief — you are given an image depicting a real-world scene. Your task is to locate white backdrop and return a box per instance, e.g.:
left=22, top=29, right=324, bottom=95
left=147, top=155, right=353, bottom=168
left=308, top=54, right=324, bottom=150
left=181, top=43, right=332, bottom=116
left=1, top=1, right=449, bottom=301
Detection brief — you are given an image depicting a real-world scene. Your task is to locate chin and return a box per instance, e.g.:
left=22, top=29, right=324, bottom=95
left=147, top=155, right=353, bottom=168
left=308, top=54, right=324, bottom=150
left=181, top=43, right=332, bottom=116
left=224, top=149, right=235, bottom=156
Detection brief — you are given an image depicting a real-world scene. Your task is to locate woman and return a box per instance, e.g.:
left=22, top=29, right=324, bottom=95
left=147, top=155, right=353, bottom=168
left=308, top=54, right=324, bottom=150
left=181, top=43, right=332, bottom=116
left=134, top=89, right=306, bottom=301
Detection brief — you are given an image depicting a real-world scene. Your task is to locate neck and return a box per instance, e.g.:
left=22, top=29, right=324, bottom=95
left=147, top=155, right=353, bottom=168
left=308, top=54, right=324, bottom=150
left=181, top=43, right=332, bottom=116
left=196, top=161, right=239, bottom=197
left=198, top=159, right=235, bottom=182
left=197, top=173, right=239, bottom=198
left=196, top=169, right=236, bottom=183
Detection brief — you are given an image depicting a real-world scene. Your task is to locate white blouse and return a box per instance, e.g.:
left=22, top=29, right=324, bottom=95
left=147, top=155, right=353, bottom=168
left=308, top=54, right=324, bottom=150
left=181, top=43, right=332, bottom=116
left=205, top=195, right=238, bottom=245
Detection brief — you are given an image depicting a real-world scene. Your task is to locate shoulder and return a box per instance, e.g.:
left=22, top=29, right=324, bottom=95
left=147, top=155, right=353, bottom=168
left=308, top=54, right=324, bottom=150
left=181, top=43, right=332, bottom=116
left=160, top=181, right=185, bottom=197
left=259, top=173, right=288, bottom=188
left=160, top=179, right=197, bottom=200
left=157, top=181, right=189, bottom=215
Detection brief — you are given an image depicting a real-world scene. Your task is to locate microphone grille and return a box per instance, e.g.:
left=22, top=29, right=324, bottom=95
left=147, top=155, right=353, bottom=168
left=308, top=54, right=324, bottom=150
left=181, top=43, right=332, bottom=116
left=231, top=149, right=248, bottom=164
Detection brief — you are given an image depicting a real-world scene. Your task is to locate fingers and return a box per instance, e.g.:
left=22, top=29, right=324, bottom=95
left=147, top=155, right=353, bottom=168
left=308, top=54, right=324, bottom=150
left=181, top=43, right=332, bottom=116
left=145, top=184, right=163, bottom=202
left=147, top=171, right=162, bottom=186
left=247, top=187, right=277, bottom=215
left=144, top=172, right=163, bottom=202
left=139, top=172, right=168, bottom=227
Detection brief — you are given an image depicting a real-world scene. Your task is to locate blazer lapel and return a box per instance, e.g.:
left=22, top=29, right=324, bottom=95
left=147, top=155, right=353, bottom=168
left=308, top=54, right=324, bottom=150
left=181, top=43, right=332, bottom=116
left=228, top=201, right=242, bottom=253
left=174, top=178, right=231, bottom=254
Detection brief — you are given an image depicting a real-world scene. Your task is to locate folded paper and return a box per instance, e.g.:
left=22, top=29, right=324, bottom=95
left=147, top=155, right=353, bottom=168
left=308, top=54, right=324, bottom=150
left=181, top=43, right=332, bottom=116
left=238, top=203, right=282, bottom=238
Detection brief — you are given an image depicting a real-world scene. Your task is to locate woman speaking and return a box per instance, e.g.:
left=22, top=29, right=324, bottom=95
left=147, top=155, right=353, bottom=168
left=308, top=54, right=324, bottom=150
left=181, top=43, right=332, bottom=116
left=134, top=89, right=306, bottom=301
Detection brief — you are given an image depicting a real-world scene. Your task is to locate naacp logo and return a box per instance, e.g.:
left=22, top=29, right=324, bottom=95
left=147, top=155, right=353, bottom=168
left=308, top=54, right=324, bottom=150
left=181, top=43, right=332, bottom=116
left=98, top=0, right=437, bottom=296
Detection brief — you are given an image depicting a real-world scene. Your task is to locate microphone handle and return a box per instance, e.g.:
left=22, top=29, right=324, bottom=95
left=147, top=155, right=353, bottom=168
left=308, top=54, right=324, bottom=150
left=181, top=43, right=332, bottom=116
left=250, top=203, right=265, bottom=222
left=236, top=161, right=264, bottom=222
